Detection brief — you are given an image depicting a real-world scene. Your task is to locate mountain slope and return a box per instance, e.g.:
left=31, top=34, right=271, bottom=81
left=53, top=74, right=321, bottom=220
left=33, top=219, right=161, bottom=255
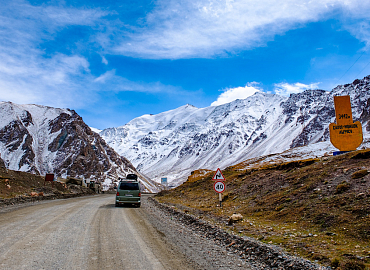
left=0, top=102, right=159, bottom=192
left=100, top=76, right=370, bottom=186
left=155, top=149, right=370, bottom=269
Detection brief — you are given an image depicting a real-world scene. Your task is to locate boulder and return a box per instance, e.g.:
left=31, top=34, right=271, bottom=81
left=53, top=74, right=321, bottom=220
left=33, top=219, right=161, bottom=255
left=228, top=213, right=243, bottom=225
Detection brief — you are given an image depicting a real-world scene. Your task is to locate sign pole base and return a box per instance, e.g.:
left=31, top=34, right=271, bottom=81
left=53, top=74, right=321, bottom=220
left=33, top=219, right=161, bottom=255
left=219, top=193, right=222, bottom=208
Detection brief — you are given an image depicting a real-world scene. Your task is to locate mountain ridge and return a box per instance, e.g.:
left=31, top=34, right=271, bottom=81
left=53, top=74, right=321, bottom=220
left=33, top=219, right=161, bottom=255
left=100, top=76, right=370, bottom=186
left=0, top=102, right=160, bottom=192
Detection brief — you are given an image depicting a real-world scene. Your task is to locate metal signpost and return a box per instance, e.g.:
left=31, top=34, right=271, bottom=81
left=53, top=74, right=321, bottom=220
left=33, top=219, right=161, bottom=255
left=212, top=168, right=225, bottom=207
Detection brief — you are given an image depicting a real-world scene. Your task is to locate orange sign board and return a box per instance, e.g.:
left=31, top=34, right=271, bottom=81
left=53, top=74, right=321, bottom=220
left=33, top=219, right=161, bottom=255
left=329, top=96, right=363, bottom=151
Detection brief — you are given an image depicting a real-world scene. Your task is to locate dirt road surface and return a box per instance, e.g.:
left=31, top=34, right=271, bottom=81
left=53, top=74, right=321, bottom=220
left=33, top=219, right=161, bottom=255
left=0, top=194, right=257, bottom=270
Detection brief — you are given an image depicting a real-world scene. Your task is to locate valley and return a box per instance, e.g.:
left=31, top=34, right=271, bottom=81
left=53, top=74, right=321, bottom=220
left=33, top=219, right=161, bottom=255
left=1, top=76, right=370, bottom=269
left=2, top=1, right=370, bottom=268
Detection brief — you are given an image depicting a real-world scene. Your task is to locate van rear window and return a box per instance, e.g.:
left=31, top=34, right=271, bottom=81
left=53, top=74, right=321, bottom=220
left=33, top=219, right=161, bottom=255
left=119, top=182, right=139, bottom=190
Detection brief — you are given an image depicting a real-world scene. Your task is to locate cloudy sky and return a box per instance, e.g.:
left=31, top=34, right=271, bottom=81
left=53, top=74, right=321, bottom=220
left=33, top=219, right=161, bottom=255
left=1, top=0, right=370, bottom=129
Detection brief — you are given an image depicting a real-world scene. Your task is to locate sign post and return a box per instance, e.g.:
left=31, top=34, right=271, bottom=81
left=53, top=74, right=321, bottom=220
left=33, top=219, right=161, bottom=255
left=213, top=168, right=226, bottom=207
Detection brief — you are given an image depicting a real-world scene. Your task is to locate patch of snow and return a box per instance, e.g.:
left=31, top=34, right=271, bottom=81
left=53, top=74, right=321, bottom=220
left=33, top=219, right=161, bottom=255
left=90, top=127, right=102, bottom=134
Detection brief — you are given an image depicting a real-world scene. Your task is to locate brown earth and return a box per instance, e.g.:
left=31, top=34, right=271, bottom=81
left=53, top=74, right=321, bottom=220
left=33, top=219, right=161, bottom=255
left=156, top=149, right=370, bottom=270
left=0, top=163, right=95, bottom=204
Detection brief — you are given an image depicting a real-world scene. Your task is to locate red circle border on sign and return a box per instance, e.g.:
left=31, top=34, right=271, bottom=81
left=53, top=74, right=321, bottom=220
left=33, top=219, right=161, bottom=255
left=213, top=180, right=225, bottom=193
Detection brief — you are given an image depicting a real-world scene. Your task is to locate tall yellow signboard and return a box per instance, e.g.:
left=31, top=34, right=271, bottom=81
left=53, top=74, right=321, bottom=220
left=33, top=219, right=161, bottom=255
left=329, top=96, right=363, bottom=151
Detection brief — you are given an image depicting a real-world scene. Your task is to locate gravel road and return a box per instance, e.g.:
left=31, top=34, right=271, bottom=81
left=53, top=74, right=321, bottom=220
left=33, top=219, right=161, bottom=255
left=0, top=194, right=327, bottom=270
left=0, top=194, right=253, bottom=270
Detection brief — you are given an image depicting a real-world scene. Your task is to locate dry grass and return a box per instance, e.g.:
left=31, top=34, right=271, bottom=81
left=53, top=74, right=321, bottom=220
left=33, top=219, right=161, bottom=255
left=156, top=150, right=370, bottom=269
left=0, top=166, right=83, bottom=199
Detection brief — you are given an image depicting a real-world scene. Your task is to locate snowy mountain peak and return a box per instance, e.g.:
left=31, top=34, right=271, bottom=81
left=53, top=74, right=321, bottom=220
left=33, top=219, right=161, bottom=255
left=0, top=101, right=72, bottom=129
left=100, top=76, right=370, bottom=186
left=0, top=102, right=159, bottom=192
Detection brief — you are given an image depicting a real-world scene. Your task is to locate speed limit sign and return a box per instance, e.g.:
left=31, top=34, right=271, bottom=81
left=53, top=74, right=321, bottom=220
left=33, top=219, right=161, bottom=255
left=214, top=181, right=225, bottom=193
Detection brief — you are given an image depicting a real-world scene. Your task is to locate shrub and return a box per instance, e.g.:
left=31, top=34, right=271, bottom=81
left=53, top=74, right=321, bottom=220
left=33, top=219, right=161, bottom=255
left=156, top=190, right=171, bottom=197
left=275, top=205, right=284, bottom=211
left=313, top=213, right=336, bottom=228
left=340, top=260, right=366, bottom=270
left=351, top=170, right=369, bottom=179
left=351, top=149, right=370, bottom=159
left=331, top=258, right=340, bottom=268
left=335, top=181, right=350, bottom=194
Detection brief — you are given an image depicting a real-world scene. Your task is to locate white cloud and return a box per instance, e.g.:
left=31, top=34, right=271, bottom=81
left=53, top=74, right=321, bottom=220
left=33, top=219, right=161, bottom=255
left=0, top=52, right=93, bottom=108
left=94, top=70, right=114, bottom=83
left=0, top=0, right=189, bottom=110
left=211, top=83, right=261, bottom=106
left=344, top=21, right=370, bottom=49
left=274, top=82, right=320, bottom=96
left=0, top=0, right=108, bottom=108
left=94, top=70, right=182, bottom=94
left=1, top=0, right=369, bottom=112
left=101, top=56, right=108, bottom=65
left=111, top=0, right=370, bottom=59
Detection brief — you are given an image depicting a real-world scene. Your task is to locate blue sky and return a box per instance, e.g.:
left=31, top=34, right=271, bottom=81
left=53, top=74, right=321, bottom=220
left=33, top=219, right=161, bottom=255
left=1, top=0, right=370, bottom=129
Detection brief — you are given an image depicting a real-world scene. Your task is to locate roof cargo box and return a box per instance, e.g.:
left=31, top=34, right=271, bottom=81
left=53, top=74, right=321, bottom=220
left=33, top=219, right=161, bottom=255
left=126, top=174, right=138, bottom=180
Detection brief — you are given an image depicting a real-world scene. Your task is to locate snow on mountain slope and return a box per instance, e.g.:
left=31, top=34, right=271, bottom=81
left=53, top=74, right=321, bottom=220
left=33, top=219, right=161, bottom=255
left=90, top=127, right=102, bottom=134
left=100, top=76, right=370, bottom=186
left=0, top=102, right=160, bottom=192
left=236, top=138, right=370, bottom=172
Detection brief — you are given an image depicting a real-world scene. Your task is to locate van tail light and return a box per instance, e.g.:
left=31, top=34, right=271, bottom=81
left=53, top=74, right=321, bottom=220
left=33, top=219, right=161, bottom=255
left=138, top=193, right=141, bottom=197
left=116, top=192, right=119, bottom=196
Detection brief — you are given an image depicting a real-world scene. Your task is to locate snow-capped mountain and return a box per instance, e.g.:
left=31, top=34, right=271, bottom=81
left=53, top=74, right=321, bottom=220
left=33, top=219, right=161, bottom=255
left=100, top=76, right=370, bottom=186
left=0, top=102, right=160, bottom=192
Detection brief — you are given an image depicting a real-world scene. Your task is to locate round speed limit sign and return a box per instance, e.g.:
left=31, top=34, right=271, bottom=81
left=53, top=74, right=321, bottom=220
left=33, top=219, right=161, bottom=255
left=214, top=181, right=226, bottom=193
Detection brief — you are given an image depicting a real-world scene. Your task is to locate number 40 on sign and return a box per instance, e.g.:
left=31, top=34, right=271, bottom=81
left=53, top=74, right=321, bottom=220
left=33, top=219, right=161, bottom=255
left=213, top=181, right=225, bottom=193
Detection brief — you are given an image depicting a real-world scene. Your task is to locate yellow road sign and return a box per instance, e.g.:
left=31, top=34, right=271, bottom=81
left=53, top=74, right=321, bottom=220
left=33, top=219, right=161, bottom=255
left=329, top=95, right=363, bottom=151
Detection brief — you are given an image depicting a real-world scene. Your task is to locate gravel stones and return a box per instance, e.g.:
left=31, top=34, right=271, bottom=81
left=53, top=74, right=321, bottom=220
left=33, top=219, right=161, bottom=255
left=149, top=197, right=330, bottom=270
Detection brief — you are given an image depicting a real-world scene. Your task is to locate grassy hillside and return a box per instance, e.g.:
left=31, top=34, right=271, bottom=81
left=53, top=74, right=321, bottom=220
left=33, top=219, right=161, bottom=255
left=156, top=149, right=370, bottom=270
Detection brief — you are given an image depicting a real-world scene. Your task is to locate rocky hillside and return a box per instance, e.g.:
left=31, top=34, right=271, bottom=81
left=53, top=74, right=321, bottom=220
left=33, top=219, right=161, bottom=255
left=155, top=148, right=370, bottom=269
left=0, top=102, right=160, bottom=192
left=0, top=161, right=95, bottom=202
left=100, top=76, right=370, bottom=186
